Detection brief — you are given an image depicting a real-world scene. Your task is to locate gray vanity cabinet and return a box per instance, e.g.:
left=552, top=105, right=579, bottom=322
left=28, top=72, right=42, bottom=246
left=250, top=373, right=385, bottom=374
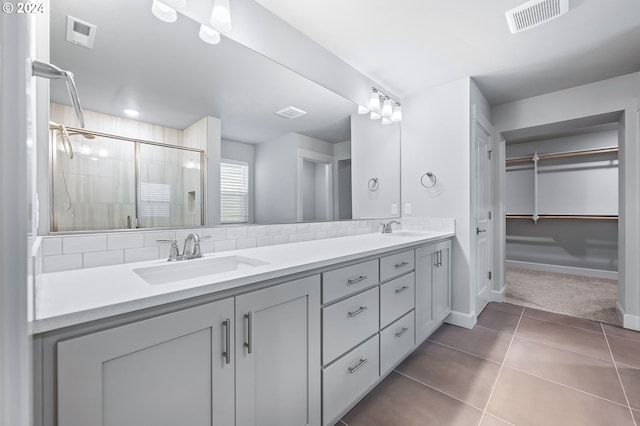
left=235, top=275, right=321, bottom=426
left=57, top=298, right=235, bottom=426
left=415, top=239, right=452, bottom=344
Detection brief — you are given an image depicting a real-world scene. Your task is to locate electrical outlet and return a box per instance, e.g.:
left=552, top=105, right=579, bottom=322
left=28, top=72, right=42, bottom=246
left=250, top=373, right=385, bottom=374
left=404, top=203, right=412, bottom=215
left=391, top=204, right=398, bottom=215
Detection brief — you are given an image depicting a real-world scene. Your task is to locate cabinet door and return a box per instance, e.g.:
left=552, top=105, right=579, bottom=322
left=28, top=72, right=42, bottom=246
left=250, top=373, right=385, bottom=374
left=433, top=240, right=452, bottom=322
left=415, top=244, right=436, bottom=344
left=235, top=275, right=321, bottom=426
left=57, top=298, right=235, bottom=426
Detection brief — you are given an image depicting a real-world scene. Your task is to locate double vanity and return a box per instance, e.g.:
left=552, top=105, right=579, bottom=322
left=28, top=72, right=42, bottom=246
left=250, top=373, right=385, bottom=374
left=32, top=229, right=453, bottom=426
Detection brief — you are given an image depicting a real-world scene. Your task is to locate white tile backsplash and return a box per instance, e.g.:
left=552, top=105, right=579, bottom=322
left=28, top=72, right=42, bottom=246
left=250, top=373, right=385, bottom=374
left=37, top=218, right=453, bottom=273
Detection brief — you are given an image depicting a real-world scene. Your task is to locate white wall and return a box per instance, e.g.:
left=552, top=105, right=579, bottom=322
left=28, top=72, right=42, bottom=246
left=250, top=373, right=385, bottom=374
left=351, top=114, right=400, bottom=220
left=221, top=139, right=255, bottom=223
left=492, top=72, right=640, bottom=330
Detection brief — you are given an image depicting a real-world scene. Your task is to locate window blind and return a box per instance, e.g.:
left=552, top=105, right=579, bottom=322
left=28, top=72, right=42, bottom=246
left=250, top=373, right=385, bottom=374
left=220, top=160, right=249, bottom=223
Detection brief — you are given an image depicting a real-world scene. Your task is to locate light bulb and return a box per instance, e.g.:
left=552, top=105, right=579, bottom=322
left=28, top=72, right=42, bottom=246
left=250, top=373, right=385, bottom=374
left=368, top=89, right=381, bottom=112
left=382, top=117, right=392, bottom=125
left=357, top=105, right=369, bottom=114
left=392, top=103, right=402, bottom=122
left=382, top=97, right=393, bottom=118
left=211, top=0, right=232, bottom=33
left=370, top=110, right=381, bottom=120
left=151, top=0, right=177, bottom=23
left=199, top=24, right=221, bottom=44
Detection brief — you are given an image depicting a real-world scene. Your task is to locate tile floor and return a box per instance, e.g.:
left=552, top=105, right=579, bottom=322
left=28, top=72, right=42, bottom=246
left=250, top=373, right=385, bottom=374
left=339, top=302, right=640, bottom=426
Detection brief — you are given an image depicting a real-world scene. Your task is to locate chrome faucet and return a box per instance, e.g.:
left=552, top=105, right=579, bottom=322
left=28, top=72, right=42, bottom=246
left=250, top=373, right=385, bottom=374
left=157, top=233, right=207, bottom=261
left=381, top=220, right=401, bottom=234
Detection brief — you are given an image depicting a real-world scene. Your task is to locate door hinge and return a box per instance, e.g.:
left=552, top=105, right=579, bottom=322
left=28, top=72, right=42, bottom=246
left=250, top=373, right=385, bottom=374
left=488, top=271, right=492, bottom=280
left=487, top=150, right=493, bottom=160
left=488, top=210, right=492, bottom=220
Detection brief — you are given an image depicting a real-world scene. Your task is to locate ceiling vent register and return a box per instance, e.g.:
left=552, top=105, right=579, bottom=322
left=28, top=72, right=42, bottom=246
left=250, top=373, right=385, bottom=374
left=506, top=0, right=570, bottom=34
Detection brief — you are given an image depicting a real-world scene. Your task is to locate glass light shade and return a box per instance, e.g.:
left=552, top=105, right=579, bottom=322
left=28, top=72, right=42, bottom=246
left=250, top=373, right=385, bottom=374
left=357, top=105, right=369, bottom=114
left=392, top=103, right=402, bottom=122
left=211, top=0, right=232, bottom=33
left=382, top=116, right=392, bottom=125
left=199, top=24, right=221, bottom=44
left=151, top=0, right=177, bottom=23
left=368, top=90, right=381, bottom=111
left=381, top=97, right=393, bottom=118
left=370, top=110, right=381, bottom=120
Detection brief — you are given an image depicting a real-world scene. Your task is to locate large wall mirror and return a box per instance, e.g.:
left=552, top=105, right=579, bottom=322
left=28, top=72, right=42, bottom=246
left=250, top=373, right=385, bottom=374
left=47, top=0, right=400, bottom=232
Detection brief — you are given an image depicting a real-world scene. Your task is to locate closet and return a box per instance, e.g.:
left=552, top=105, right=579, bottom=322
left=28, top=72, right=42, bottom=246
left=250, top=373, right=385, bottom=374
left=504, top=127, right=620, bottom=324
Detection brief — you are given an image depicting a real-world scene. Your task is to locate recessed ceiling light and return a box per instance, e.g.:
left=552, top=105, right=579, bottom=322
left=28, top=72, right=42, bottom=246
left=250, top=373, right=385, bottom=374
left=276, top=106, right=307, bottom=119
left=124, top=109, right=139, bottom=117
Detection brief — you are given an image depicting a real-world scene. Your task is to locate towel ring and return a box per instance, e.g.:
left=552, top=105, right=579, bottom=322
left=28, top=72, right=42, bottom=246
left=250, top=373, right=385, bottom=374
left=368, top=177, right=380, bottom=192
left=421, top=172, right=437, bottom=188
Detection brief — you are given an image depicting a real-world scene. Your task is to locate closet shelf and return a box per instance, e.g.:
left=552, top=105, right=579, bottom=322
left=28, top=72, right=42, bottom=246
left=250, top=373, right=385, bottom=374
left=506, top=215, right=618, bottom=221
left=506, top=147, right=618, bottom=165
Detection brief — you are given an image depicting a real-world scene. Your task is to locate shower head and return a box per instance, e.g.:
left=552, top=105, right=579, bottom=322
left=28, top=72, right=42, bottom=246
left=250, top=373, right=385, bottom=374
left=33, top=60, right=85, bottom=127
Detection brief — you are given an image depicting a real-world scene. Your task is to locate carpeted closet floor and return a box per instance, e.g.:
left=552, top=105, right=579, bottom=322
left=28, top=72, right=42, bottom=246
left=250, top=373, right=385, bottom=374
left=505, top=268, right=621, bottom=326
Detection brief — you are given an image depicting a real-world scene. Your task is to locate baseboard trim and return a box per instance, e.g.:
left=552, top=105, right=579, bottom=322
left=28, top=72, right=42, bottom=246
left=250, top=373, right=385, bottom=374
left=617, top=302, right=640, bottom=331
left=492, top=285, right=506, bottom=303
left=445, top=310, right=476, bottom=329
left=506, top=260, right=618, bottom=280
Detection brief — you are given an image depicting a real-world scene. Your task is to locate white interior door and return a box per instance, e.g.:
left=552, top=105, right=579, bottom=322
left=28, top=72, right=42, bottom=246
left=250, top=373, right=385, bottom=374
left=474, top=107, right=493, bottom=315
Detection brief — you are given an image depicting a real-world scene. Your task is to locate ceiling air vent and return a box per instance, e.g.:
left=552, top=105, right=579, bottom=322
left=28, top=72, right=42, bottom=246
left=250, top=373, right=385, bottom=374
left=66, top=16, right=97, bottom=49
left=276, top=106, right=307, bottom=119
left=506, top=0, right=569, bottom=34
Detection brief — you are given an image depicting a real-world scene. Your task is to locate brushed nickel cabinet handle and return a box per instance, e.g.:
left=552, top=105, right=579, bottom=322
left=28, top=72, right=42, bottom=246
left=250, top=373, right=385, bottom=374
left=395, top=261, right=409, bottom=269
left=395, top=327, right=409, bottom=338
left=348, top=306, right=368, bottom=318
left=222, top=319, right=231, bottom=364
left=347, top=276, right=367, bottom=285
left=243, top=312, right=252, bottom=354
left=395, top=285, right=410, bottom=294
left=348, top=358, right=368, bottom=374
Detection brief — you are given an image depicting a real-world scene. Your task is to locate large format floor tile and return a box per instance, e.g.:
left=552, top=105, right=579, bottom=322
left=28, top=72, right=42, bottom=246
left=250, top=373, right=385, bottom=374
left=618, top=366, right=640, bottom=411
left=487, top=367, right=635, bottom=426
left=396, top=341, right=501, bottom=409
left=517, top=316, right=612, bottom=361
left=341, top=372, right=482, bottom=426
left=476, top=305, right=521, bottom=335
left=505, top=337, right=627, bottom=404
left=479, top=414, right=514, bottom=426
left=603, top=324, right=640, bottom=342
left=633, top=409, right=640, bottom=424
left=523, top=307, right=603, bottom=333
left=428, top=323, right=512, bottom=362
left=607, top=334, right=640, bottom=369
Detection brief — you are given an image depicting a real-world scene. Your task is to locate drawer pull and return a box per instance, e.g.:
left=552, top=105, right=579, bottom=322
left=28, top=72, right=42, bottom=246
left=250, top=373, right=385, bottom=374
left=222, top=318, right=231, bottom=364
left=347, top=275, right=368, bottom=285
left=395, top=261, right=410, bottom=269
left=348, top=358, right=368, bottom=374
left=347, top=306, right=368, bottom=318
left=243, top=312, right=252, bottom=354
left=395, top=327, right=409, bottom=338
left=395, top=285, right=410, bottom=294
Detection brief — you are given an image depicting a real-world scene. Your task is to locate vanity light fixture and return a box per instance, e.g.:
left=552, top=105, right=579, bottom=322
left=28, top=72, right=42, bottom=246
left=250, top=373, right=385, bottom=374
left=162, top=0, right=187, bottom=8
left=199, top=24, right=221, bottom=44
left=368, top=87, right=402, bottom=124
left=211, top=0, right=232, bottom=33
left=124, top=109, right=139, bottom=117
left=357, top=105, right=369, bottom=114
left=151, top=0, right=178, bottom=23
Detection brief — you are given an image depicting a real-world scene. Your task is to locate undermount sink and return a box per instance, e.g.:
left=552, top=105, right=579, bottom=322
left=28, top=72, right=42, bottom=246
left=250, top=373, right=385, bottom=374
left=383, top=231, right=433, bottom=237
left=134, top=255, right=269, bottom=285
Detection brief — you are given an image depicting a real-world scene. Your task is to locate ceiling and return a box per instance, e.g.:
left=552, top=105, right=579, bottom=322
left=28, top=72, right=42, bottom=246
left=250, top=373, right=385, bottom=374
left=255, top=0, right=640, bottom=106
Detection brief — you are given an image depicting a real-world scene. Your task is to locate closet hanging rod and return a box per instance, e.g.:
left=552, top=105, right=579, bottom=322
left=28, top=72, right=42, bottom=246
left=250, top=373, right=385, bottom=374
left=50, top=125, right=205, bottom=154
left=506, top=146, right=618, bottom=165
left=506, top=215, right=618, bottom=221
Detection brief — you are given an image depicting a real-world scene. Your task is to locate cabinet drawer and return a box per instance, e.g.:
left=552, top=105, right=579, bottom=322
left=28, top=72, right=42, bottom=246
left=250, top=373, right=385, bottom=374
left=380, top=310, right=415, bottom=375
left=322, top=259, right=379, bottom=304
left=323, top=335, right=379, bottom=424
left=380, top=272, right=415, bottom=328
left=322, top=287, right=379, bottom=365
left=380, top=250, right=414, bottom=282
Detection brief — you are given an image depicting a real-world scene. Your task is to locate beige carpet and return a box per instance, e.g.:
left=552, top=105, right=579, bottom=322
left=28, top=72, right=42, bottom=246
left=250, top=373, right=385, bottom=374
left=505, top=268, right=622, bottom=326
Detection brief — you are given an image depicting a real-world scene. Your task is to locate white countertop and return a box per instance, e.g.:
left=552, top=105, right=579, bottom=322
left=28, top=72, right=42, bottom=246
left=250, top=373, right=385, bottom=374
left=33, top=230, right=453, bottom=334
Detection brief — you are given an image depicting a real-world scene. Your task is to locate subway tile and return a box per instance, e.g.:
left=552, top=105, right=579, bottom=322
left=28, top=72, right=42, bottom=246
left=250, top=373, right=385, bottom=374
left=202, top=227, right=227, bottom=241
left=303, top=232, right=315, bottom=241
left=505, top=337, right=626, bottom=404
left=236, top=237, right=257, bottom=249
left=83, top=250, right=124, bottom=268
left=107, top=233, right=144, bottom=250
left=63, top=235, right=107, bottom=254
left=273, top=235, right=289, bottom=245
left=396, top=341, right=501, bottom=409
left=214, top=240, right=236, bottom=252
left=281, top=224, right=297, bottom=235
left=296, top=223, right=310, bottom=232
left=256, top=236, right=274, bottom=247
left=288, top=234, right=303, bottom=243
left=124, top=247, right=159, bottom=263
left=200, top=240, right=215, bottom=254
left=487, top=367, right=634, bottom=426
left=264, top=225, right=282, bottom=236
left=316, top=231, right=328, bottom=240
left=42, top=238, right=62, bottom=256
left=429, top=324, right=512, bottom=363
left=175, top=228, right=203, bottom=242
left=43, top=254, right=83, bottom=273
left=342, top=372, right=482, bottom=426
left=226, top=226, right=248, bottom=239
left=143, top=231, right=176, bottom=247
left=309, top=222, right=323, bottom=232
left=247, top=226, right=266, bottom=238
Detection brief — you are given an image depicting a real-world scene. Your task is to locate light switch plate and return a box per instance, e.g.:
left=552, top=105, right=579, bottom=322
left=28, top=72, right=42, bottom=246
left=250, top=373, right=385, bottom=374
left=404, top=203, right=412, bottom=215
left=391, top=204, right=398, bottom=215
